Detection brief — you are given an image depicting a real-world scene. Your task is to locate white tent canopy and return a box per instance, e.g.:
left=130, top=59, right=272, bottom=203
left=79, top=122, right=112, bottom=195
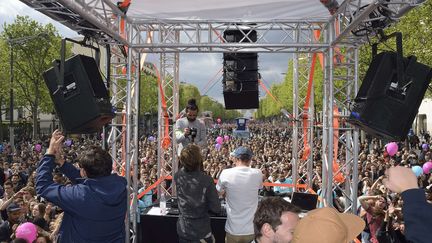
left=126, top=0, right=333, bottom=21
left=20, top=0, right=417, bottom=50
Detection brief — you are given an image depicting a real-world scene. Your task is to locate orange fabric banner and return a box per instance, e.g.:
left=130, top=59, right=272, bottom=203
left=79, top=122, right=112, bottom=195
left=137, top=177, right=308, bottom=200
left=152, top=64, right=171, bottom=149
left=314, top=22, right=345, bottom=69
left=301, top=53, right=317, bottom=161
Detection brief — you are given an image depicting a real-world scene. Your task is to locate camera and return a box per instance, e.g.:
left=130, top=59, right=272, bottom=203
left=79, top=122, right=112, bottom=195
left=189, top=127, right=198, bottom=139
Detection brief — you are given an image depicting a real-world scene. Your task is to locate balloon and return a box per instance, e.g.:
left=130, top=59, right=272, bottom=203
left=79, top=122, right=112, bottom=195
left=148, top=136, right=155, bottom=142
left=385, top=142, right=398, bottom=156
left=216, top=118, right=222, bottom=124
left=215, top=136, right=223, bottom=145
left=215, top=143, right=222, bottom=150
left=224, top=135, right=230, bottom=142
left=423, top=161, right=432, bottom=174
left=412, top=165, right=423, bottom=177
left=15, top=222, right=37, bottom=243
left=422, top=143, right=429, bottom=150
left=35, top=144, right=42, bottom=152
left=64, top=139, right=72, bottom=147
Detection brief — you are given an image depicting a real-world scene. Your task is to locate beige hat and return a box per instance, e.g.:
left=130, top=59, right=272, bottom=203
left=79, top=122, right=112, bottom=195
left=292, top=207, right=365, bottom=243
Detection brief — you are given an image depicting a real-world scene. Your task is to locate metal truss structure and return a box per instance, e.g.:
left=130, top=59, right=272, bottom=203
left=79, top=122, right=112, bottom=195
left=291, top=51, right=315, bottom=191
left=321, top=39, right=361, bottom=213
left=19, top=0, right=423, bottom=241
left=106, top=43, right=140, bottom=241
left=157, top=31, right=180, bottom=196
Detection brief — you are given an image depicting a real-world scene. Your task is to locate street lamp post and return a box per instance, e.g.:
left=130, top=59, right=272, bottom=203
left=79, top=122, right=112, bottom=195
left=9, top=43, right=14, bottom=153
left=7, top=33, right=48, bottom=151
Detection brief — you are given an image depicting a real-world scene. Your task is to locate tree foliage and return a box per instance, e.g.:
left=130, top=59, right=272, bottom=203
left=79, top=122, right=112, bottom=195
left=139, top=76, right=241, bottom=119
left=1, top=16, right=66, bottom=138
left=139, top=74, right=158, bottom=115
left=179, top=83, right=201, bottom=109
left=256, top=56, right=324, bottom=118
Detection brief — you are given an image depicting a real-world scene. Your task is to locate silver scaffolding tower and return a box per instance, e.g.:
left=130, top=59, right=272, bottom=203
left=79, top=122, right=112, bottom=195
left=18, top=0, right=424, bottom=241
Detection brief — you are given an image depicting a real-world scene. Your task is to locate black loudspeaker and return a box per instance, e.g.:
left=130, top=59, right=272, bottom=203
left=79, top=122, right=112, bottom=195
left=223, top=29, right=259, bottom=109
left=223, top=91, right=259, bottom=110
left=43, top=54, right=115, bottom=133
left=349, top=51, right=432, bottom=141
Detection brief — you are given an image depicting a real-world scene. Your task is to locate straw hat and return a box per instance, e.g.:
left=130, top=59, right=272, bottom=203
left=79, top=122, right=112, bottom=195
left=292, top=207, right=365, bottom=243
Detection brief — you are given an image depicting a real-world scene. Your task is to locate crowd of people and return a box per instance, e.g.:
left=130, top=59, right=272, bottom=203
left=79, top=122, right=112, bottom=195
left=0, top=102, right=430, bottom=242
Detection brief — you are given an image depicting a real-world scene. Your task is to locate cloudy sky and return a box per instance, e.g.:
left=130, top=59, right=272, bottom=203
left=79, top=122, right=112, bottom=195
left=1, top=0, right=290, bottom=107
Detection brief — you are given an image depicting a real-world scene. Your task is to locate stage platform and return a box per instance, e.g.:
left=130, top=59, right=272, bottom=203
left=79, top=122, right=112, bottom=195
left=138, top=207, right=227, bottom=243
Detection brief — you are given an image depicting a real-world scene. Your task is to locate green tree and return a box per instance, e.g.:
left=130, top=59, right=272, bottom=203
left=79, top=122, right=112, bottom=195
left=199, top=95, right=241, bottom=119
left=139, top=74, right=158, bottom=115
left=256, top=56, right=324, bottom=118
left=179, top=83, right=201, bottom=110
left=1, top=16, right=65, bottom=139
left=0, top=40, right=12, bottom=141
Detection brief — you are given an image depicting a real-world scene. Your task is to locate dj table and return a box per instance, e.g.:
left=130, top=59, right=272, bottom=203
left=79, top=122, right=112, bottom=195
left=138, top=208, right=227, bottom=243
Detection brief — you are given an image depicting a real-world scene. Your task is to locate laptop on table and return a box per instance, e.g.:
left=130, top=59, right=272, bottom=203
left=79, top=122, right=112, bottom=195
left=290, top=192, right=318, bottom=215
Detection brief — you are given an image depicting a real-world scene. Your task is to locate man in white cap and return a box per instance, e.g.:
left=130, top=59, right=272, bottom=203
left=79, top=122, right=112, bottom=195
left=216, top=146, right=263, bottom=243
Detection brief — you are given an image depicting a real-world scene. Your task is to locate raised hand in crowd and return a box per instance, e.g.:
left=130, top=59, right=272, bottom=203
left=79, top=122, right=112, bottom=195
left=46, top=129, right=65, bottom=166
left=382, top=166, right=432, bottom=243
left=382, top=166, right=418, bottom=193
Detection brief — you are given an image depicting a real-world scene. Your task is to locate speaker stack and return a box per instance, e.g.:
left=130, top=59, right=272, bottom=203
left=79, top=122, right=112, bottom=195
left=223, top=29, right=259, bottom=109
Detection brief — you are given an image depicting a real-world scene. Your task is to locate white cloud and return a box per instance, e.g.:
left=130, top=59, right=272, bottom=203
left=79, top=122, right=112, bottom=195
left=178, top=52, right=291, bottom=102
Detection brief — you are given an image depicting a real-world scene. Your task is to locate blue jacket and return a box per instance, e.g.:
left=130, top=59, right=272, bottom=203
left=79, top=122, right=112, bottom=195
left=401, top=188, right=432, bottom=243
left=36, top=155, right=127, bottom=243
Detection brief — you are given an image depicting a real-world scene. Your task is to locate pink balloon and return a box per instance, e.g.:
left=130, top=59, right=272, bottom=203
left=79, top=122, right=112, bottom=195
left=215, top=136, right=223, bottom=145
left=35, top=144, right=42, bottom=152
left=15, top=222, right=37, bottom=243
left=423, top=161, right=432, bottom=174
left=224, top=135, right=230, bottom=142
left=385, top=142, right=398, bottom=156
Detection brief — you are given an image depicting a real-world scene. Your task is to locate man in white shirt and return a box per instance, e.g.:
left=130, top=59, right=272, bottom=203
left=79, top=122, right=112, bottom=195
left=216, top=146, right=263, bottom=243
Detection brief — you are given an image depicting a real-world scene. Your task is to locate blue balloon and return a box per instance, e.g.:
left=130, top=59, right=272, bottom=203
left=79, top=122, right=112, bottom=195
left=412, top=166, right=423, bottom=177
left=64, top=139, right=72, bottom=147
